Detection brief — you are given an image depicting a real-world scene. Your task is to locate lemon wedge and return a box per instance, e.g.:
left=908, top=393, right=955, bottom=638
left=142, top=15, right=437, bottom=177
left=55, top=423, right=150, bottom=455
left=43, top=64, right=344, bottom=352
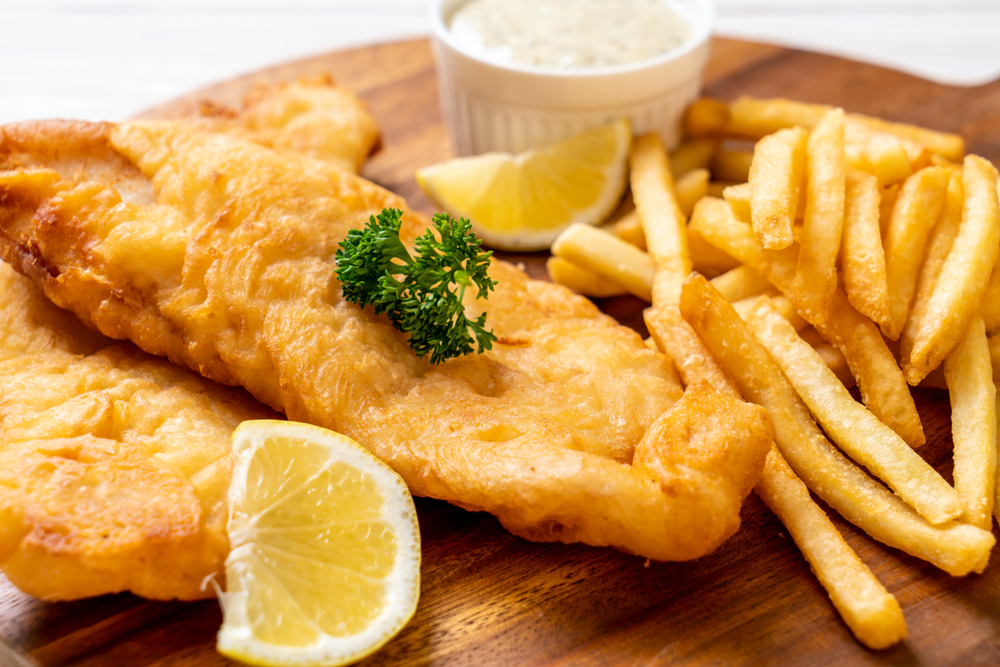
left=217, top=420, right=420, bottom=667
left=416, top=119, right=631, bottom=251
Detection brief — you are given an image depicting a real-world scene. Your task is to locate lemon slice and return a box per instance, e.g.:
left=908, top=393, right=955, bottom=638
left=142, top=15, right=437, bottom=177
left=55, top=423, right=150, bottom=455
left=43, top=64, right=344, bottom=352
left=217, top=420, right=420, bottom=667
left=416, top=119, right=631, bottom=251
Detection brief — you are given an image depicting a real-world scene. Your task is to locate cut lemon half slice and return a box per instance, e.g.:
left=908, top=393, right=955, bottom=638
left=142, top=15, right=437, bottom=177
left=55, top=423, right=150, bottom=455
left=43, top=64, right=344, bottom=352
left=416, top=119, right=631, bottom=251
left=217, top=420, right=420, bottom=667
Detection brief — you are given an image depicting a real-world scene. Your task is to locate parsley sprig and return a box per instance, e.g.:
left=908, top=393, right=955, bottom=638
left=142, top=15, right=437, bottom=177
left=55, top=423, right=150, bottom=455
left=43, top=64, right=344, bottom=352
left=335, top=208, right=498, bottom=364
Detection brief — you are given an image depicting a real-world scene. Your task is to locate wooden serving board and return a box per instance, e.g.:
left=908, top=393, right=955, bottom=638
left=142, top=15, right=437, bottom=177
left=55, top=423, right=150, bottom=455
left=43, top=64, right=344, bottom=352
left=4, top=38, right=1000, bottom=667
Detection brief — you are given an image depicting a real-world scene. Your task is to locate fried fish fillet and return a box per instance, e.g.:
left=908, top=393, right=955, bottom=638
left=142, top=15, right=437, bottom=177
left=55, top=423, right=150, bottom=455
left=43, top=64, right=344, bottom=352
left=0, top=120, right=773, bottom=562
left=177, top=74, right=381, bottom=173
left=0, top=261, right=274, bottom=601
left=0, top=83, right=376, bottom=601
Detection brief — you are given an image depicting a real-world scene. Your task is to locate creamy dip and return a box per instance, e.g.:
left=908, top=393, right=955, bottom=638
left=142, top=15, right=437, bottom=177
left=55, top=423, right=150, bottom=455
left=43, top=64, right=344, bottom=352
left=448, top=0, right=692, bottom=70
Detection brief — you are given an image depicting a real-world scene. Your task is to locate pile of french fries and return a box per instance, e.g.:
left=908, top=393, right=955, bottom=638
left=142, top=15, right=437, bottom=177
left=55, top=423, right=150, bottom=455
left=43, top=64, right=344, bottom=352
left=548, top=96, right=1000, bottom=650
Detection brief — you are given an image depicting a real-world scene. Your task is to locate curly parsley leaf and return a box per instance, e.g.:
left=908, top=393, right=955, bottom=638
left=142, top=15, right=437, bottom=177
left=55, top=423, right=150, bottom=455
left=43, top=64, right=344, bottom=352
left=335, top=208, right=498, bottom=364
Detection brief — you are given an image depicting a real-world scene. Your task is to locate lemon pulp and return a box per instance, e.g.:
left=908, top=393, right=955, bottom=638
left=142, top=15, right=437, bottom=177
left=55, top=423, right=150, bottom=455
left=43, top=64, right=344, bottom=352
left=416, top=118, right=631, bottom=250
left=217, top=421, right=420, bottom=667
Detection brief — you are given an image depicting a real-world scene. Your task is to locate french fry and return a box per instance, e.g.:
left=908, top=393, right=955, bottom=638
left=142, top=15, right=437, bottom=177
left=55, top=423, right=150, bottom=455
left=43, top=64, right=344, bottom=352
left=944, top=316, right=997, bottom=531
left=688, top=226, right=740, bottom=278
left=631, top=133, right=736, bottom=391
left=844, top=117, right=930, bottom=173
left=684, top=98, right=730, bottom=137
left=690, top=197, right=925, bottom=447
left=707, top=180, right=739, bottom=198
left=878, top=183, right=900, bottom=238
left=710, top=264, right=772, bottom=302
left=854, top=112, right=965, bottom=163
left=844, top=125, right=913, bottom=187
left=607, top=209, right=647, bottom=250
left=991, top=333, right=1000, bottom=525
left=546, top=256, right=627, bottom=298
left=768, top=294, right=808, bottom=331
left=899, top=170, right=963, bottom=373
left=749, top=298, right=961, bottom=525
left=978, top=179, right=1000, bottom=335
left=905, top=155, right=1000, bottom=385
left=631, top=134, right=690, bottom=292
left=679, top=273, right=994, bottom=576
left=795, top=108, right=846, bottom=319
left=990, top=333, right=1000, bottom=378
left=723, top=182, right=752, bottom=221
left=707, top=96, right=965, bottom=163
left=670, top=139, right=718, bottom=179
left=841, top=171, right=889, bottom=325
left=801, top=329, right=856, bottom=389
left=675, top=168, right=710, bottom=218
left=712, top=148, right=754, bottom=183
left=749, top=126, right=808, bottom=250
left=724, top=96, right=828, bottom=138
left=733, top=292, right=808, bottom=332
left=551, top=223, right=654, bottom=302
left=881, top=166, right=950, bottom=340
left=755, top=447, right=907, bottom=650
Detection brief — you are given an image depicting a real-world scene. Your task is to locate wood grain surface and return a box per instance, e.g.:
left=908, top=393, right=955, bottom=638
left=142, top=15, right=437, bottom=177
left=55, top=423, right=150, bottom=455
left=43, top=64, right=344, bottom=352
left=4, top=37, right=1000, bottom=667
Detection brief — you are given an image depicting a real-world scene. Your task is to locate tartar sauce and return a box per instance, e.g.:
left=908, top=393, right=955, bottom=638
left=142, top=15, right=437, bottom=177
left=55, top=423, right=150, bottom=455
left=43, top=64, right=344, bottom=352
left=448, top=0, right=692, bottom=70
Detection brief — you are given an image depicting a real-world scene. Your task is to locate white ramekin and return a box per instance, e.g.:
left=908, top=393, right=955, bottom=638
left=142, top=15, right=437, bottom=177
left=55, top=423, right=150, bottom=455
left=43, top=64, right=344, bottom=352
left=428, top=0, right=715, bottom=156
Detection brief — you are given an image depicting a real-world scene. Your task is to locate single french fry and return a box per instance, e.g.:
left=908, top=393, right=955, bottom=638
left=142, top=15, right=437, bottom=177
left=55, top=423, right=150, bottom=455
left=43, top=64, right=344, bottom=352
left=881, top=166, right=950, bottom=340
left=755, top=447, right=907, bottom=650
left=679, top=273, right=995, bottom=576
left=670, top=139, right=718, bottom=179
left=944, top=316, right=997, bottom=531
left=990, top=334, right=1000, bottom=381
left=712, top=148, right=754, bottom=183
left=546, top=256, right=627, bottom=298
left=905, top=155, right=1000, bottom=384
left=675, top=168, right=710, bottom=218
left=991, top=334, right=1000, bottom=525
left=841, top=171, right=889, bottom=325
left=725, top=96, right=829, bottom=138
left=899, top=170, right=963, bottom=374
left=710, top=264, right=772, bottom=302
left=684, top=98, right=730, bottom=137
left=631, top=134, right=689, bottom=291
left=979, top=180, right=1000, bottom=335
left=749, top=126, right=808, bottom=250
left=723, top=182, right=752, bottom=221
left=607, top=209, right=646, bottom=250
left=690, top=197, right=926, bottom=447
left=854, top=112, right=965, bottom=163
left=749, top=298, right=961, bottom=525
left=795, top=108, right=846, bottom=319
left=551, top=223, right=653, bottom=302
left=719, top=96, right=965, bottom=162
left=879, top=183, right=900, bottom=238
left=632, top=133, right=734, bottom=391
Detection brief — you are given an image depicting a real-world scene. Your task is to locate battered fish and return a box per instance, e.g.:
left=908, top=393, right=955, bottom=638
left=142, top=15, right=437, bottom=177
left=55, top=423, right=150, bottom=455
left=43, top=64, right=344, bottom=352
left=0, top=262, right=274, bottom=601
left=0, top=82, right=376, bottom=601
left=0, top=120, right=773, bottom=562
left=177, top=74, right=381, bottom=173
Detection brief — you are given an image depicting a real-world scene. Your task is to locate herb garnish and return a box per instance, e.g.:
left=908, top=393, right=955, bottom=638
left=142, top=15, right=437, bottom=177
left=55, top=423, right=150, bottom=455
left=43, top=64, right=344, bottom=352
left=335, top=208, right=498, bottom=364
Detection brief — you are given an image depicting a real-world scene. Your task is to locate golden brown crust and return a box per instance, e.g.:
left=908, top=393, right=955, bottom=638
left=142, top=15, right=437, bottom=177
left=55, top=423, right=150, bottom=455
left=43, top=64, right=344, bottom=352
left=0, top=262, right=275, bottom=601
left=0, top=120, right=771, bottom=563
left=183, top=74, right=381, bottom=172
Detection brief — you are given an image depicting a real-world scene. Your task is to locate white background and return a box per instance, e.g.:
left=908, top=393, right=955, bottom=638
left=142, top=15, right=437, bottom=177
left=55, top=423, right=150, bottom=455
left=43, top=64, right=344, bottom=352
left=2, top=0, right=999, bottom=125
